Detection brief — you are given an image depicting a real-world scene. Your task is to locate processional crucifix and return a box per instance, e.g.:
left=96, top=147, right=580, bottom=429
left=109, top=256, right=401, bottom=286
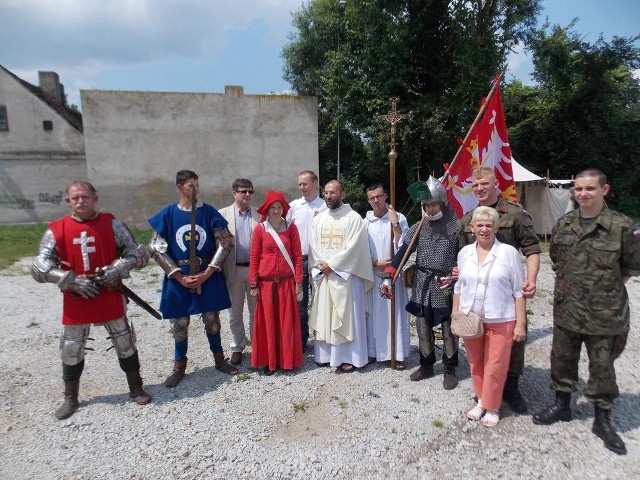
left=374, top=97, right=411, bottom=370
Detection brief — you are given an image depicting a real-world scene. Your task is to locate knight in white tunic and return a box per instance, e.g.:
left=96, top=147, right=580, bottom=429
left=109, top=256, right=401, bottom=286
left=309, top=180, right=374, bottom=372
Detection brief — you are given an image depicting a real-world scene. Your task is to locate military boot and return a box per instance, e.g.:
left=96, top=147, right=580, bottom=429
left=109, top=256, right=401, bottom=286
left=443, top=366, right=459, bottom=390
left=126, top=369, right=152, bottom=405
left=593, top=406, right=627, bottom=455
left=503, top=375, right=528, bottom=414
left=532, top=391, right=572, bottom=425
left=164, top=359, right=187, bottom=387
left=409, top=364, right=434, bottom=382
left=213, top=352, right=238, bottom=375
left=55, top=379, right=80, bottom=420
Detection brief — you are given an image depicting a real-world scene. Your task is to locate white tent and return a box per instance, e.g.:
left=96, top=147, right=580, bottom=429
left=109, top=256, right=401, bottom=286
left=512, top=158, right=574, bottom=236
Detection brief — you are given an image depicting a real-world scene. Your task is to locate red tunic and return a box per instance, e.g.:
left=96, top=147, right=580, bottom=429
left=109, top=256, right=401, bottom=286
left=50, top=214, right=125, bottom=325
left=249, top=222, right=303, bottom=371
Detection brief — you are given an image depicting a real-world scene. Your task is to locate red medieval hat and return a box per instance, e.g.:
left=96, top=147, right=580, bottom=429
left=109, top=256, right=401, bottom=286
left=257, top=190, right=290, bottom=222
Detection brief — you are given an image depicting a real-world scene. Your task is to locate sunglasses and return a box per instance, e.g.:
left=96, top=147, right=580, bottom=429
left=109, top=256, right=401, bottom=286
left=235, top=190, right=254, bottom=195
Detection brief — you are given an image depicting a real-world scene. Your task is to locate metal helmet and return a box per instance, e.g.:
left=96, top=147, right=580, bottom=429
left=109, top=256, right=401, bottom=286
left=423, top=176, right=448, bottom=206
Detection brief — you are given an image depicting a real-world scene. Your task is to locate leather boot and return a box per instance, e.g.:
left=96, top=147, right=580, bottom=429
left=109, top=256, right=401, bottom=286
left=503, top=375, right=528, bottom=414
left=443, top=366, right=459, bottom=390
left=592, top=406, right=627, bottom=455
left=164, top=359, right=187, bottom=387
left=126, top=369, right=152, bottom=405
left=532, top=391, right=572, bottom=425
left=213, top=352, right=238, bottom=375
left=55, top=379, right=80, bottom=420
left=409, top=364, right=434, bottom=382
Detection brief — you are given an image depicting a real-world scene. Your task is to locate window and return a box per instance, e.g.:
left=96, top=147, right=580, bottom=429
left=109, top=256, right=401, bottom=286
left=43, top=120, right=53, bottom=131
left=0, top=106, right=8, bottom=131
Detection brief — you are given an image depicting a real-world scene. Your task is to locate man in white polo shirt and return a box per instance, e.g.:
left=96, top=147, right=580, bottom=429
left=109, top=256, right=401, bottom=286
left=286, top=170, right=327, bottom=350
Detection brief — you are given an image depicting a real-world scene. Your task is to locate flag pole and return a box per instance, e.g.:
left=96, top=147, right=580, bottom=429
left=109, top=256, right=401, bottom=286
left=441, top=74, right=502, bottom=182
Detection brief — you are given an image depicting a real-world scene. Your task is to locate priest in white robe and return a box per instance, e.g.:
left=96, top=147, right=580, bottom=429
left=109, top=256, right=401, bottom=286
left=309, top=180, right=374, bottom=372
left=364, top=183, right=411, bottom=369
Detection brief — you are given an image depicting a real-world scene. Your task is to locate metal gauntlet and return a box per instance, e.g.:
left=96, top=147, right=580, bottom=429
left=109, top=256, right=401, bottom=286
left=58, top=271, right=100, bottom=299
left=149, top=233, right=181, bottom=277
left=209, top=228, right=232, bottom=271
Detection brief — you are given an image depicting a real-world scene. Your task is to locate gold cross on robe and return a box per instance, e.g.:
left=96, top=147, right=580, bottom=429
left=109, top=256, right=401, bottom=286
left=321, top=224, right=344, bottom=249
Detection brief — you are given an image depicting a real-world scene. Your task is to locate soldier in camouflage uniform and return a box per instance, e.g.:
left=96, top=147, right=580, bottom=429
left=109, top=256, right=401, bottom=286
left=459, top=166, right=540, bottom=413
left=532, top=168, right=640, bottom=455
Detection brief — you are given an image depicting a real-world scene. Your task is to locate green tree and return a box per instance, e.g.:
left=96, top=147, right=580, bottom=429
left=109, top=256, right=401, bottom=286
left=283, top=0, right=541, bottom=214
left=504, top=23, right=640, bottom=213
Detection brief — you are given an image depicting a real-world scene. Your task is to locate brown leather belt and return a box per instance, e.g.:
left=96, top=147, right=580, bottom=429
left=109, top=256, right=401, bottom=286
left=259, top=275, right=293, bottom=283
left=259, top=275, right=294, bottom=302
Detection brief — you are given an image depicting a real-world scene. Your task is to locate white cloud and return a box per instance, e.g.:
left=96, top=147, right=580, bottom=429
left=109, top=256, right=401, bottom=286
left=505, top=42, right=535, bottom=85
left=0, top=0, right=304, bottom=105
left=1, top=0, right=302, bottom=67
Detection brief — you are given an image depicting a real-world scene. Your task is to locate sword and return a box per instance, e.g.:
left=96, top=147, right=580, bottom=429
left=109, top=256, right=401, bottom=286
left=119, top=282, right=163, bottom=320
left=189, top=186, right=201, bottom=294
left=95, top=267, right=163, bottom=320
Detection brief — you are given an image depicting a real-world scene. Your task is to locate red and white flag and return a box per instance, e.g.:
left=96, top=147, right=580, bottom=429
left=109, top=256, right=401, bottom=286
left=443, top=79, right=516, bottom=217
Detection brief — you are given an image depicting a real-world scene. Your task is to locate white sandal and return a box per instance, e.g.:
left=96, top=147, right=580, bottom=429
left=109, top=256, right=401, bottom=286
left=482, top=410, right=500, bottom=427
left=466, top=400, right=485, bottom=421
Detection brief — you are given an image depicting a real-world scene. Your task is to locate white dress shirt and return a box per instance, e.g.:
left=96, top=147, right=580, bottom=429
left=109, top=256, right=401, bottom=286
left=286, top=195, right=327, bottom=255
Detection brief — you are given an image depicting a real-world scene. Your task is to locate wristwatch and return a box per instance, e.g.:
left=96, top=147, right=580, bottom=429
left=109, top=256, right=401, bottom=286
left=391, top=221, right=399, bottom=228
left=250, top=284, right=258, bottom=289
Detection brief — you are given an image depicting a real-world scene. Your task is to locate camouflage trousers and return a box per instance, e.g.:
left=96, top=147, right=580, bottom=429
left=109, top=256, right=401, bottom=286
left=507, top=322, right=527, bottom=377
left=550, top=323, right=629, bottom=410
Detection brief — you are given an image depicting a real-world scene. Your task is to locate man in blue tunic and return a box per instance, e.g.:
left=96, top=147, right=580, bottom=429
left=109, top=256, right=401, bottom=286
left=148, top=170, right=238, bottom=387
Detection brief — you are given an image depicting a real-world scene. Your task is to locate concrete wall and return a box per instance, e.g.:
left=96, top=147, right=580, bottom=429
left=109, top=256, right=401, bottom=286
left=0, top=156, right=86, bottom=224
left=0, top=67, right=86, bottom=224
left=81, top=86, right=318, bottom=226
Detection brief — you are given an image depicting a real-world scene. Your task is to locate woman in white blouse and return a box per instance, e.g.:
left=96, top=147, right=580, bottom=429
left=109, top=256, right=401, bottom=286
left=453, top=206, right=526, bottom=427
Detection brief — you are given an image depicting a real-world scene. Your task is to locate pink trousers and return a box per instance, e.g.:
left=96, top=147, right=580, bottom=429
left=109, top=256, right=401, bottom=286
left=464, top=321, right=515, bottom=411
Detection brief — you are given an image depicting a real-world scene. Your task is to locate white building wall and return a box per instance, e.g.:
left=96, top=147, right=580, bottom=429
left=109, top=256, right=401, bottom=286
left=0, top=69, right=84, bottom=153
left=0, top=67, right=86, bottom=224
left=81, top=86, right=318, bottom=226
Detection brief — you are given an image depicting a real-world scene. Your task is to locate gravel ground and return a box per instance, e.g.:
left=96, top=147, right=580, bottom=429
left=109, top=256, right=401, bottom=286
left=1, top=252, right=639, bottom=479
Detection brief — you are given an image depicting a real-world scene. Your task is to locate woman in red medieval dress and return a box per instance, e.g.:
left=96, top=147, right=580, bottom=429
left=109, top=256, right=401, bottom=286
left=249, top=190, right=304, bottom=375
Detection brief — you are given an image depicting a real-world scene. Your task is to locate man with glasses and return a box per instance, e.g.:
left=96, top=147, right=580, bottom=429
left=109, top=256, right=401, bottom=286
left=286, top=171, right=327, bottom=351
left=220, top=179, right=260, bottom=366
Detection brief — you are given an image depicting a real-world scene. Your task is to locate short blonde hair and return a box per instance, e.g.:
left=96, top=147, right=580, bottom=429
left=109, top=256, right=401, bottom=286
left=472, top=166, right=495, bottom=180
left=471, top=206, right=499, bottom=226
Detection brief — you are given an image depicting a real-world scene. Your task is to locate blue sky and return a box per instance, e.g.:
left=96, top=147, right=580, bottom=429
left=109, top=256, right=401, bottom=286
left=1, top=0, right=638, bottom=109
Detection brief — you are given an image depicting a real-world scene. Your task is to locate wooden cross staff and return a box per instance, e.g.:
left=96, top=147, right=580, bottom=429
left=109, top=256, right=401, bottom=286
left=374, top=97, right=412, bottom=208
left=374, top=97, right=411, bottom=370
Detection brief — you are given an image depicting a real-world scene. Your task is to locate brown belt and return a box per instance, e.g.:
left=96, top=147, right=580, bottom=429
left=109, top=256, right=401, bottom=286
left=259, top=275, right=294, bottom=303
left=258, top=275, right=294, bottom=283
